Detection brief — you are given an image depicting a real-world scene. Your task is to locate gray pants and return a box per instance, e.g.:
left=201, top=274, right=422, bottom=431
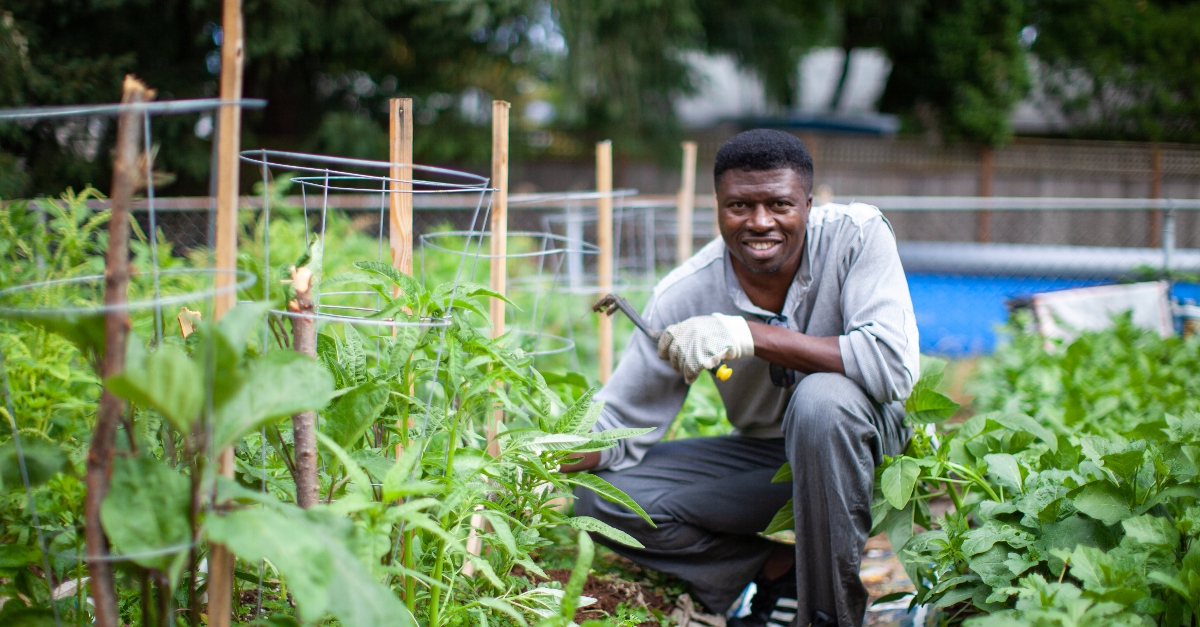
left=575, top=373, right=908, bottom=626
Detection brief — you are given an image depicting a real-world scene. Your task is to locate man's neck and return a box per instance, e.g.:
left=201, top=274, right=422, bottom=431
left=729, top=246, right=804, bottom=314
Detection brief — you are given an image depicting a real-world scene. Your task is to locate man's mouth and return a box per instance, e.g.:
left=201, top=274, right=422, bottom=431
left=743, top=240, right=781, bottom=253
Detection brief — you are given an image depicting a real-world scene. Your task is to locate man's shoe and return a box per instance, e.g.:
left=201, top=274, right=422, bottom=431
left=726, top=571, right=798, bottom=627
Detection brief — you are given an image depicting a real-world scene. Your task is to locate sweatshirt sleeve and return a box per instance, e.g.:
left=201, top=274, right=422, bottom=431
left=591, top=294, right=691, bottom=471
left=836, top=216, right=920, bottom=404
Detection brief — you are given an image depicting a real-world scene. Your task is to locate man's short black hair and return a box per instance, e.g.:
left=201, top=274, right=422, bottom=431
left=713, top=129, right=814, bottom=193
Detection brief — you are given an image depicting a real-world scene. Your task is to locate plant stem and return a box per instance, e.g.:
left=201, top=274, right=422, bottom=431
left=88, top=75, right=152, bottom=627
left=403, top=526, right=416, bottom=613
left=288, top=266, right=319, bottom=508
left=427, top=540, right=449, bottom=627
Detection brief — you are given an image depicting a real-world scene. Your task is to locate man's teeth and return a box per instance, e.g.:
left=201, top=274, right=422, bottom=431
left=747, top=242, right=776, bottom=250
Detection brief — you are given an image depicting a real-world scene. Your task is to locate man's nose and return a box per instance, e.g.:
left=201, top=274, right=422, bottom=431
left=747, top=204, right=774, bottom=230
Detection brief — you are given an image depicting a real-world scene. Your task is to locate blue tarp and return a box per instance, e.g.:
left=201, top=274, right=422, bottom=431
left=908, top=274, right=1200, bottom=356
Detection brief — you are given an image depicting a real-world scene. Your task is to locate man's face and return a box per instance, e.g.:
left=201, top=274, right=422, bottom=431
left=716, top=168, right=811, bottom=275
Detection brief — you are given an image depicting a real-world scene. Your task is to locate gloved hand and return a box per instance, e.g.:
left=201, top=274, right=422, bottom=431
left=657, top=313, right=755, bottom=384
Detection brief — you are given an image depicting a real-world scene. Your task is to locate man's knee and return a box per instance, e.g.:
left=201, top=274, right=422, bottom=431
left=783, top=373, right=875, bottom=446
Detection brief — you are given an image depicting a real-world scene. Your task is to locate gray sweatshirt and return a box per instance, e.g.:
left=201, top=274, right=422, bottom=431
left=593, top=202, right=920, bottom=471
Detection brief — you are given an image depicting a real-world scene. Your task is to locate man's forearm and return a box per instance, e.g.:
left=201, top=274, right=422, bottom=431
left=748, top=320, right=844, bottom=375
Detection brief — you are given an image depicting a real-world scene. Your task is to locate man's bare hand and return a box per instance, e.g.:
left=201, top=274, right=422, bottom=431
left=559, top=451, right=601, bottom=473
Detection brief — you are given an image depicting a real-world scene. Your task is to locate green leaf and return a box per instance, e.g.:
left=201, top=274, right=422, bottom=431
left=1121, top=514, right=1179, bottom=549
left=568, top=515, right=645, bottom=548
left=322, top=381, right=389, bottom=450
left=215, top=301, right=272, bottom=356
left=559, top=530, right=595, bottom=621
left=0, top=440, right=66, bottom=492
left=771, top=462, right=792, bottom=484
left=763, top=498, right=795, bottom=534
left=212, top=350, right=336, bottom=450
left=105, top=344, right=203, bottom=434
left=100, top=456, right=190, bottom=586
left=566, top=472, right=654, bottom=526
left=341, top=325, right=367, bottom=385
left=881, top=457, right=921, bottom=509
left=206, top=506, right=412, bottom=627
left=590, top=427, right=654, bottom=442
left=1072, top=481, right=1133, bottom=526
left=1101, top=449, right=1145, bottom=481
left=553, top=387, right=603, bottom=435
left=354, top=261, right=425, bottom=301
left=988, top=413, right=1058, bottom=453
left=905, top=386, right=960, bottom=424
left=983, top=453, right=1024, bottom=494
left=382, top=441, right=423, bottom=502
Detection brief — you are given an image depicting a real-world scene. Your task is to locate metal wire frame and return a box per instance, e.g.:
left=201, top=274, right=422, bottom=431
left=0, top=96, right=264, bottom=626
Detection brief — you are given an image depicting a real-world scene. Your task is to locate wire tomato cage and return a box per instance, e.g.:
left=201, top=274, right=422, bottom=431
left=0, top=97, right=266, bottom=624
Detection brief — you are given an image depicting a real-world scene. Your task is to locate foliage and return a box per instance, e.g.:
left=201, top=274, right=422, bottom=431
left=872, top=314, right=1200, bottom=625
left=1027, top=0, right=1200, bottom=142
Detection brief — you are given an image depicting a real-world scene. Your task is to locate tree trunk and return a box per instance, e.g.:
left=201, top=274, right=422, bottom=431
left=87, top=75, right=153, bottom=627
left=288, top=266, right=319, bottom=508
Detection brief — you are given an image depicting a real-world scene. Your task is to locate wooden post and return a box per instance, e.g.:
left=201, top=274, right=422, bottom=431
left=389, top=98, right=414, bottom=461
left=463, top=101, right=510, bottom=574
left=676, top=141, right=697, bottom=265
left=597, top=140, right=614, bottom=383
left=208, top=0, right=243, bottom=624
left=88, top=75, right=152, bottom=627
left=1149, top=145, right=1163, bottom=248
left=389, top=98, right=414, bottom=279
left=976, top=146, right=994, bottom=243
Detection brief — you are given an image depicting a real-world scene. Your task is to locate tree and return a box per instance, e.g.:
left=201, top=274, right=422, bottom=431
left=1027, top=0, right=1200, bottom=142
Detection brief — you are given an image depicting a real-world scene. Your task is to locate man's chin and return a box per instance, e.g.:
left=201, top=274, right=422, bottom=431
left=743, top=260, right=787, bottom=275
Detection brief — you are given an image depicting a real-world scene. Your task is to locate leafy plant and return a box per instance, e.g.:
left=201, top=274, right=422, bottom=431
left=873, top=314, right=1200, bottom=625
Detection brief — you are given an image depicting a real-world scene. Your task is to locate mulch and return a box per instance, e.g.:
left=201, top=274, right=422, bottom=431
left=512, top=564, right=674, bottom=625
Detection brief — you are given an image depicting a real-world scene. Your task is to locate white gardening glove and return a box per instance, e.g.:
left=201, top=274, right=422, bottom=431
left=657, top=313, right=755, bottom=384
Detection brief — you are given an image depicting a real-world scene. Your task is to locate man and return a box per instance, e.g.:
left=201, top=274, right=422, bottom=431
left=566, top=129, right=919, bottom=627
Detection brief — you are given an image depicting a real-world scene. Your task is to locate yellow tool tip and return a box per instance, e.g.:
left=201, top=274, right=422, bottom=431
left=715, top=364, right=733, bottom=381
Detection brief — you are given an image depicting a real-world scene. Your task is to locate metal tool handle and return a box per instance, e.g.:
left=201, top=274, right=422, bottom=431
left=592, top=293, right=733, bottom=381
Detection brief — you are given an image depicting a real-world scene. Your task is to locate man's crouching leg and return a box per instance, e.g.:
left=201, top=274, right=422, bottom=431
left=784, top=373, right=907, bottom=627
left=574, top=437, right=790, bottom=615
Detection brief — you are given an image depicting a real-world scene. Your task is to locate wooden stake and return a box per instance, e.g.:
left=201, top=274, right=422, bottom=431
left=976, top=146, right=994, bottom=243
left=597, top=140, right=614, bottom=383
left=389, top=98, right=414, bottom=279
left=490, top=101, right=510, bottom=340
left=389, top=98, right=415, bottom=461
left=208, top=0, right=244, bottom=623
left=676, top=141, right=697, bottom=265
left=1149, top=144, right=1163, bottom=248
left=88, top=75, right=152, bottom=627
left=465, top=101, right=510, bottom=575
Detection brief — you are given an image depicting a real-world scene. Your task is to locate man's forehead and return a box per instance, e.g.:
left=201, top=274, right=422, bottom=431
left=718, top=168, right=807, bottom=194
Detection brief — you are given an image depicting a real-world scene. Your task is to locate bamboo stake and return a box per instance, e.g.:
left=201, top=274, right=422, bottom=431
left=976, top=146, right=994, bottom=243
left=208, top=0, right=244, bottom=623
left=88, top=75, right=152, bottom=627
left=676, top=141, right=697, bottom=265
left=597, top=140, right=613, bottom=383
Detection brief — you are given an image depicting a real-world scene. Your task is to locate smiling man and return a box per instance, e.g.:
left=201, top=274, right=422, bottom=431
left=567, top=129, right=919, bottom=627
